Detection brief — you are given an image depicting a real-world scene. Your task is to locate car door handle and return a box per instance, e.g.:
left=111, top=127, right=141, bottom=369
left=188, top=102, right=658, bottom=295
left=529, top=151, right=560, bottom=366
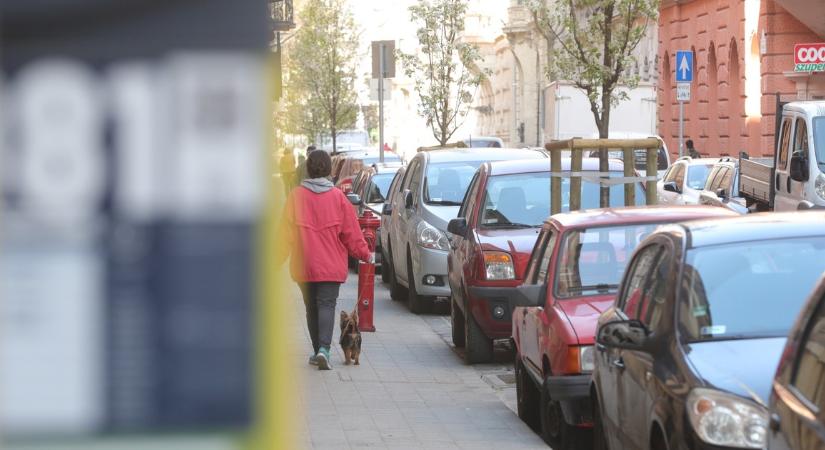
left=596, top=343, right=607, bottom=352
left=610, top=358, right=625, bottom=370
left=775, top=173, right=781, bottom=191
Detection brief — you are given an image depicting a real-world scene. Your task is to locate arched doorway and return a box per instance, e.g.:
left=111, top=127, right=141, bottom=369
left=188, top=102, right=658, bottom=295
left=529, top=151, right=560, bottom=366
left=728, top=38, right=742, bottom=153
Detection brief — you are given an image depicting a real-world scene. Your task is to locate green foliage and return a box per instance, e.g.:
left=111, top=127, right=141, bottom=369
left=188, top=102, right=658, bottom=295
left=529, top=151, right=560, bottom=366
left=282, top=0, right=359, bottom=150
left=398, top=0, right=488, bottom=146
left=527, top=0, right=659, bottom=137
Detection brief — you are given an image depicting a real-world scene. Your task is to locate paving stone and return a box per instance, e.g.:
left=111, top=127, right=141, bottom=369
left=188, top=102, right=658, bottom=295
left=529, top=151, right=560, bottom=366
left=292, top=273, right=546, bottom=449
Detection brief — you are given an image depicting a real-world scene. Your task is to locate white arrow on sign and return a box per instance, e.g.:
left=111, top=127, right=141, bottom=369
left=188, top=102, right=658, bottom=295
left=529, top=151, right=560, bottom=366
left=679, top=54, right=691, bottom=80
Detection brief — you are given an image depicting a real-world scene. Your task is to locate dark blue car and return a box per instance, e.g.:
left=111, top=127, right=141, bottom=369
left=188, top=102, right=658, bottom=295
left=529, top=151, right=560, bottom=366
left=591, top=212, right=825, bottom=450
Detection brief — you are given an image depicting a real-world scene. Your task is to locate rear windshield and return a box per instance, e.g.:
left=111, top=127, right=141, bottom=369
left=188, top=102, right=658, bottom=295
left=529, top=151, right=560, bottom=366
left=680, top=236, right=825, bottom=341
left=480, top=171, right=647, bottom=228
left=555, top=223, right=661, bottom=298
left=686, top=164, right=713, bottom=190
left=424, top=161, right=484, bottom=205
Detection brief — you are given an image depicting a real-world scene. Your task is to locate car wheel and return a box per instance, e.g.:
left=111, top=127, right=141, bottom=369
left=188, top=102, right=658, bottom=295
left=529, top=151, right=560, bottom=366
left=463, top=301, right=493, bottom=364
left=451, top=297, right=465, bottom=347
left=592, top=392, right=609, bottom=450
left=540, top=377, right=578, bottom=449
left=406, top=252, right=429, bottom=314
left=515, top=355, right=540, bottom=431
left=388, top=244, right=406, bottom=301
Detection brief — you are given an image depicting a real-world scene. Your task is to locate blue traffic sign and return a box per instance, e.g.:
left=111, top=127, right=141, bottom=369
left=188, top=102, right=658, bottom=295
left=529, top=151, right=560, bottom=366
left=676, top=50, right=694, bottom=82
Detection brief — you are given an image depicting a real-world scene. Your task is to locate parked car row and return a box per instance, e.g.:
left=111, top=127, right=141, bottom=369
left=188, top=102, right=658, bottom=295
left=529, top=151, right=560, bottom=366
left=502, top=210, right=825, bottom=449
left=343, top=141, right=825, bottom=450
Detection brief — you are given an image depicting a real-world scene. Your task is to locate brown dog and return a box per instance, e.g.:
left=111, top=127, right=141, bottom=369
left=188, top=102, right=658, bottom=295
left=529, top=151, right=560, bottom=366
left=339, top=308, right=362, bottom=365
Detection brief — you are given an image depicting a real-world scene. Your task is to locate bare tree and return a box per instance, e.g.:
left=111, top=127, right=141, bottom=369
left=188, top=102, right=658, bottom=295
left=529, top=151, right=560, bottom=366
left=398, top=0, right=488, bottom=146
left=528, top=0, right=659, bottom=206
left=284, top=0, right=359, bottom=151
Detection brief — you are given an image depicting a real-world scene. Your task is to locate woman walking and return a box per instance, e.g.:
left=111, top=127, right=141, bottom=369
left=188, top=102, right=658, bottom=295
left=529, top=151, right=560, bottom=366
left=278, top=150, right=371, bottom=370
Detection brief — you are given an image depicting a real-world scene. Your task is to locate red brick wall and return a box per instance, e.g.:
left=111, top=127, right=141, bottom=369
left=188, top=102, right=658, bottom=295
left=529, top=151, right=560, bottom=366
left=657, top=0, right=819, bottom=158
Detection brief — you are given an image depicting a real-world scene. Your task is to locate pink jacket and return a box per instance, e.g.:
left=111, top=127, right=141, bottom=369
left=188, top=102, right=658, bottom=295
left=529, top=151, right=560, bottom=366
left=279, top=186, right=371, bottom=283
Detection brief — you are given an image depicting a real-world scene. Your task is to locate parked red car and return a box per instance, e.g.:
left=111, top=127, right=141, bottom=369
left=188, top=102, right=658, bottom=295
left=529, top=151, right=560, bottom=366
left=446, top=158, right=646, bottom=363
left=508, top=206, right=738, bottom=448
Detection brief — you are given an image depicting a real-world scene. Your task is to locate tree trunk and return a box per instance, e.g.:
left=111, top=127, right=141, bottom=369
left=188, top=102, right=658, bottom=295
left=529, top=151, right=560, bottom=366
left=598, top=98, right=611, bottom=208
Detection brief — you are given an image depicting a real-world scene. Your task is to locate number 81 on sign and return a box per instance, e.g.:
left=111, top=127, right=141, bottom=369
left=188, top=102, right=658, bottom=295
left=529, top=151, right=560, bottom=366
left=677, top=83, right=690, bottom=102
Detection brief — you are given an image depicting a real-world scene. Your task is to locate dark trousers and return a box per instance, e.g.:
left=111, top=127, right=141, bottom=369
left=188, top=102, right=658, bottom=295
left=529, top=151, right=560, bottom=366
left=299, top=282, right=341, bottom=353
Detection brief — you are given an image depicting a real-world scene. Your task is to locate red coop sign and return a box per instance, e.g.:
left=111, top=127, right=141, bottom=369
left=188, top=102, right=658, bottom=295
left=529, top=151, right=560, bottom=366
left=795, top=43, right=825, bottom=72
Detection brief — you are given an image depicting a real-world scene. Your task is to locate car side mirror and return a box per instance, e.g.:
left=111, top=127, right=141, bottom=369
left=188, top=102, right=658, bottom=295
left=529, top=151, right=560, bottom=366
left=447, top=218, right=468, bottom=236
left=663, top=181, right=681, bottom=194
left=790, top=152, right=809, bottom=182
left=382, top=202, right=393, bottom=216
left=346, top=193, right=362, bottom=206
left=404, top=190, right=414, bottom=209
left=715, top=188, right=727, bottom=199
left=596, top=319, right=651, bottom=351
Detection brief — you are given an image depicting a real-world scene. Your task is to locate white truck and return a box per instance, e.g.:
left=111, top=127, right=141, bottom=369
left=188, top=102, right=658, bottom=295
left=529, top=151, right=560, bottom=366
left=546, top=81, right=671, bottom=175
left=739, top=100, right=825, bottom=211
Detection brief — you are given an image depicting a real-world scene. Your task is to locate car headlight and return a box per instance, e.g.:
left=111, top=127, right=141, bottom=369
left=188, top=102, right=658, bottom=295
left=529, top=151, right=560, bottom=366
left=483, top=251, right=515, bottom=280
left=416, top=220, right=449, bottom=251
left=815, top=173, right=825, bottom=201
left=579, top=345, right=595, bottom=372
left=686, top=388, right=768, bottom=449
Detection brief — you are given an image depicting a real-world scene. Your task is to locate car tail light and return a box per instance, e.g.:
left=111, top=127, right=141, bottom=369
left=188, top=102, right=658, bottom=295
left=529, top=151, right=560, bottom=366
left=483, top=251, right=515, bottom=280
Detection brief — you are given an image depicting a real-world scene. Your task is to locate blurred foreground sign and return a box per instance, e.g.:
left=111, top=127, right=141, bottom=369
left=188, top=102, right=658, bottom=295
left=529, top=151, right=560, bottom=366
left=1, top=0, right=269, bottom=439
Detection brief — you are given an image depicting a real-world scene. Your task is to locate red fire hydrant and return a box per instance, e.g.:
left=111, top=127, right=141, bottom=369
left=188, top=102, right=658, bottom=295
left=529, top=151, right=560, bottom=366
left=357, top=209, right=380, bottom=332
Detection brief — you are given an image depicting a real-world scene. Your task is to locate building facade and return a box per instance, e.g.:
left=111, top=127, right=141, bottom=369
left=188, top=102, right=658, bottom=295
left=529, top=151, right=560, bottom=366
left=658, top=0, right=825, bottom=158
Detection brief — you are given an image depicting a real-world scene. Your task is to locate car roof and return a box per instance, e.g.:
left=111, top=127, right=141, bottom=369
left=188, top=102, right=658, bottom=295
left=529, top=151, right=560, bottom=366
left=673, top=211, right=825, bottom=248
left=486, top=157, right=626, bottom=176
left=674, top=157, right=724, bottom=165
left=785, top=101, right=825, bottom=117
left=547, top=205, right=738, bottom=230
left=422, top=148, right=546, bottom=164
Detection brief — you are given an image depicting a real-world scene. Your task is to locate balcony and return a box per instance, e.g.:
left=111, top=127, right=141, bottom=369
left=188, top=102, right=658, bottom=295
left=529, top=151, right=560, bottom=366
left=271, top=0, right=295, bottom=32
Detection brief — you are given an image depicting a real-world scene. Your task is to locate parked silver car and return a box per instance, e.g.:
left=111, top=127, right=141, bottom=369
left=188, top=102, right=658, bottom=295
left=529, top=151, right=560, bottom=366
left=386, top=147, right=546, bottom=313
left=698, top=157, right=748, bottom=214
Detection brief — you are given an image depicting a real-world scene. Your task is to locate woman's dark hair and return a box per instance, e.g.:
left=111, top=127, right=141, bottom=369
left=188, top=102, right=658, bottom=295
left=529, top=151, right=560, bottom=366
left=306, top=150, right=332, bottom=178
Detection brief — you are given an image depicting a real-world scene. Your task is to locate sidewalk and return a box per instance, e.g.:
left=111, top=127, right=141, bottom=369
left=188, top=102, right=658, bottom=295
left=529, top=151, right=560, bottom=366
left=291, top=272, right=546, bottom=449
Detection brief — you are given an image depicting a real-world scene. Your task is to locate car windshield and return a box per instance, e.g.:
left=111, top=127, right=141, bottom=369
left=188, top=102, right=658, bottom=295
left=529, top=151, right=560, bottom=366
left=424, top=161, right=484, bottom=205
left=480, top=172, right=647, bottom=228
left=365, top=173, right=395, bottom=203
left=813, top=116, right=825, bottom=173
left=680, top=237, right=825, bottom=342
left=555, top=223, right=661, bottom=298
left=686, top=164, right=713, bottom=189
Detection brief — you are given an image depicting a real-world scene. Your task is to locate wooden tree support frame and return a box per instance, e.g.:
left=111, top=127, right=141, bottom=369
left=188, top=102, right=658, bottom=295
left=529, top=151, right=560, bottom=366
left=544, top=138, right=661, bottom=214
left=416, top=142, right=468, bottom=152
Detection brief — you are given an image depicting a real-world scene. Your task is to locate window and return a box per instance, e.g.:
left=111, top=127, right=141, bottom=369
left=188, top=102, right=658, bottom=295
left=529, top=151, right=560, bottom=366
left=718, top=167, right=734, bottom=192
left=704, top=166, right=723, bottom=191
left=791, top=297, right=825, bottom=414
left=407, top=162, right=423, bottom=197
left=458, top=173, right=481, bottom=219
left=424, top=161, right=484, bottom=205
left=813, top=117, right=825, bottom=169
left=535, top=231, right=558, bottom=285
left=778, top=118, right=792, bottom=170
left=794, top=118, right=809, bottom=155
left=679, top=237, right=825, bottom=341
left=673, top=164, right=686, bottom=188
left=686, top=164, right=713, bottom=190
left=618, top=245, right=662, bottom=318
left=639, top=250, right=671, bottom=333
left=401, top=159, right=419, bottom=190
left=481, top=172, right=550, bottom=227
left=664, top=164, right=679, bottom=183
left=525, top=230, right=551, bottom=284
left=556, top=224, right=661, bottom=299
